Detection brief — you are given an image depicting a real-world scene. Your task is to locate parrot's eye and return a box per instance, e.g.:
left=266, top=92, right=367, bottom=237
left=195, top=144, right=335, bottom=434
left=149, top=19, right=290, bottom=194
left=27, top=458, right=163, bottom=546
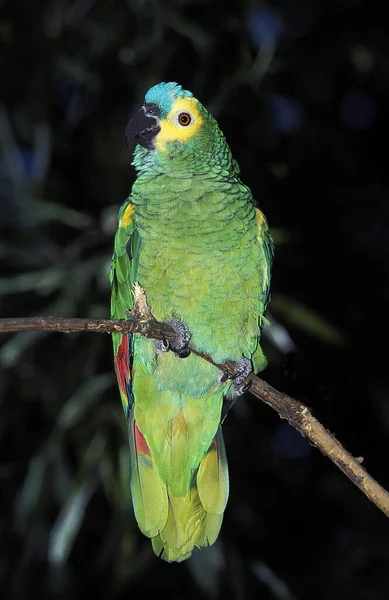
left=178, top=112, right=192, bottom=126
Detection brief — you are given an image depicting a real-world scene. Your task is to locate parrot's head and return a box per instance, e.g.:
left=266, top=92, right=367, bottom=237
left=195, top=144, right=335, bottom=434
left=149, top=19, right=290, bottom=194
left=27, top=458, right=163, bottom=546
left=125, top=82, right=235, bottom=174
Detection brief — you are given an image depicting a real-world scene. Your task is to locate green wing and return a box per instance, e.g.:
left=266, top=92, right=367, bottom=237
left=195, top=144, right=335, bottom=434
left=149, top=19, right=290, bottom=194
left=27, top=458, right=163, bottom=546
left=110, top=199, right=140, bottom=416
left=110, top=203, right=170, bottom=540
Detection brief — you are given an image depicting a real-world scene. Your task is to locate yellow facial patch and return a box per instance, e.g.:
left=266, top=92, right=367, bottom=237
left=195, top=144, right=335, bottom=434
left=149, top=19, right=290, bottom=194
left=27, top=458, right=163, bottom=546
left=120, top=202, right=134, bottom=228
left=155, top=97, right=204, bottom=152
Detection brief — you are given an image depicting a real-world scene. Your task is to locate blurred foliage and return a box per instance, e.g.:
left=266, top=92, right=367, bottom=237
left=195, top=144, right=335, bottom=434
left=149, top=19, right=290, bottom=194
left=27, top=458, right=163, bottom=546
left=1, top=0, right=389, bottom=599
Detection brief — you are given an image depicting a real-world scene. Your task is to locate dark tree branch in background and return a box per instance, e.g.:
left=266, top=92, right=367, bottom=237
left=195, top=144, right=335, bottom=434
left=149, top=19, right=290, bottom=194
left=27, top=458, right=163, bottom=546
left=1, top=313, right=389, bottom=519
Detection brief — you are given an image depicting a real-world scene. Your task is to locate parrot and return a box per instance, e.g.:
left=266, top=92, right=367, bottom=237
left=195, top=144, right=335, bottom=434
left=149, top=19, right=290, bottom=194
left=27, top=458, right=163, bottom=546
left=110, top=82, right=273, bottom=562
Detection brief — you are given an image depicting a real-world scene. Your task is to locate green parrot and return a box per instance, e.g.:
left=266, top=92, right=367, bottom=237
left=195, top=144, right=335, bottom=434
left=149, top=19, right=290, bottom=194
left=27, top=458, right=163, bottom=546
left=110, top=82, right=273, bottom=562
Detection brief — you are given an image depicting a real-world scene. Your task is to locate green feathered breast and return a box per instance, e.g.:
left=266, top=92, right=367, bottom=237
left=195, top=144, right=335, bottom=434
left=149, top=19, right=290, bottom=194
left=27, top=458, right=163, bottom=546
left=110, top=82, right=273, bottom=562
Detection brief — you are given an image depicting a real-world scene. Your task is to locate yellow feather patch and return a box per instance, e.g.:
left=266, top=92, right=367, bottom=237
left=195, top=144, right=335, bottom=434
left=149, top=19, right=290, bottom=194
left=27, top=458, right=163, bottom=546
left=256, top=207, right=266, bottom=229
left=256, top=207, right=271, bottom=312
left=155, top=97, right=204, bottom=152
left=119, top=203, right=134, bottom=228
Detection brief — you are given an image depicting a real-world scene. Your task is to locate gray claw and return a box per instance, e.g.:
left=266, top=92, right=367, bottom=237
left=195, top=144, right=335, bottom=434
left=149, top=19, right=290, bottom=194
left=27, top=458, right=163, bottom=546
left=166, top=318, right=191, bottom=355
left=232, top=356, right=253, bottom=396
left=155, top=318, right=191, bottom=357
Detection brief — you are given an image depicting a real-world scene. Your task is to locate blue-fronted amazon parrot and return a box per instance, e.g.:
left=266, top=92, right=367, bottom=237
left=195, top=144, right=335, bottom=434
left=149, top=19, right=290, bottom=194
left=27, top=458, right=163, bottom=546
left=110, top=82, right=273, bottom=562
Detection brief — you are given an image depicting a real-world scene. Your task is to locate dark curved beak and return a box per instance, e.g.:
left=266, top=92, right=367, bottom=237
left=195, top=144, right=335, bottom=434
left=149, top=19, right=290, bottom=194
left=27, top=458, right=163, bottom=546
left=125, top=103, right=161, bottom=149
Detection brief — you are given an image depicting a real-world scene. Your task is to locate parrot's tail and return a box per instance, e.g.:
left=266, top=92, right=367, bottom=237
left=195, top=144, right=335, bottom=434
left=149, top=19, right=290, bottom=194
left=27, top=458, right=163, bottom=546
left=128, top=414, right=229, bottom=562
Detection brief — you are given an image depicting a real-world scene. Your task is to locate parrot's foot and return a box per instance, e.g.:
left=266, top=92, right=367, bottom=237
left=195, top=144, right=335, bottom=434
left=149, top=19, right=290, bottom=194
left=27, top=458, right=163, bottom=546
left=232, top=357, right=253, bottom=396
left=154, top=318, right=191, bottom=358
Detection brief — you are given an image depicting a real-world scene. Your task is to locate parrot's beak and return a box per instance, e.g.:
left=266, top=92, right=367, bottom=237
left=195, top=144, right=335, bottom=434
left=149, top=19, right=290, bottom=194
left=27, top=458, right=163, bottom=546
left=125, top=103, right=161, bottom=149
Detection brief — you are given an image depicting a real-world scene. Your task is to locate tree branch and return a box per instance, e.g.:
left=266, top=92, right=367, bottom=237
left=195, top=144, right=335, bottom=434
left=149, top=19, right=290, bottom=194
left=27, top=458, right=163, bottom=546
left=1, top=314, right=389, bottom=518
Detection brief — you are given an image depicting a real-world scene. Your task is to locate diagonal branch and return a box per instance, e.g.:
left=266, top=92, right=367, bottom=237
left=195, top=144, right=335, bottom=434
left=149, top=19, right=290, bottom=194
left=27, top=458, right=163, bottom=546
left=1, top=314, right=389, bottom=518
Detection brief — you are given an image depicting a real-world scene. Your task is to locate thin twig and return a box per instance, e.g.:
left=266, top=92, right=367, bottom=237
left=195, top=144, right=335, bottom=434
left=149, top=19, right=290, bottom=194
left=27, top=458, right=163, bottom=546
left=1, top=314, right=389, bottom=518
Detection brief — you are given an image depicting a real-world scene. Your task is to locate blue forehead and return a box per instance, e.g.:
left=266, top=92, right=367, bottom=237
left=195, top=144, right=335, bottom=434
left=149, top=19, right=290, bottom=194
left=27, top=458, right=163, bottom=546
left=144, top=82, right=193, bottom=116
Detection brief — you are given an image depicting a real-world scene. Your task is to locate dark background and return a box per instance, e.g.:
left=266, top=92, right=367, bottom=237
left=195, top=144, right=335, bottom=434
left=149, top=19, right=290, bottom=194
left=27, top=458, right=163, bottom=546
left=1, top=1, right=389, bottom=598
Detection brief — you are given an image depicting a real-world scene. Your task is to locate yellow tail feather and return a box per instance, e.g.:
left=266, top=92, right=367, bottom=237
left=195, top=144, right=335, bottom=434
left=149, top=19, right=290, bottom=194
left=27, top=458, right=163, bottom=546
left=149, top=428, right=228, bottom=562
left=151, top=489, right=223, bottom=562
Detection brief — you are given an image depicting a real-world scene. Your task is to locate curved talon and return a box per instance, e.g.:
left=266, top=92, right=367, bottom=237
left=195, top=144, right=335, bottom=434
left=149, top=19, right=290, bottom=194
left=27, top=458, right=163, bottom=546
left=160, top=331, right=169, bottom=350
left=218, top=370, right=228, bottom=383
left=176, top=347, right=191, bottom=359
left=155, top=331, right=170, bottom=354
left=240, top=379, right=252, bottom=394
